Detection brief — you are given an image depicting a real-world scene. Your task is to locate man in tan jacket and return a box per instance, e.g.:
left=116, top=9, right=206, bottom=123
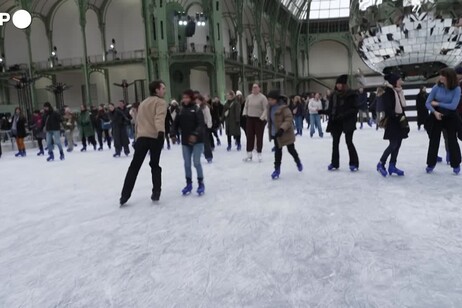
left=120, top=80, right=167, bottom=206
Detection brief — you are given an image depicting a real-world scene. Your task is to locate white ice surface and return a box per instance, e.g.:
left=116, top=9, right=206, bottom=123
left=1, top=125, right=462, bottom=307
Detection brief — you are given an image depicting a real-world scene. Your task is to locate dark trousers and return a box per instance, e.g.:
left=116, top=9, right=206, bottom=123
left=331, top=129, right=359, bottom=168
left=246, top=117, right=266, bottom=153
left=37, top=138, right=44, bottom=152
left=210, top=129, right=220, bottom=148
left=121, top=137, right=163, bottom=199
left=203, top=129, right=213, bottom=160
left=96, top=129, right=111, bottom=149
left=82, top=134, right=97, bottom=148
left=274, top=139, right=300, bottom=169
left=227, top=134, right=241, bottom=146
left=427, top=115, right=461, bottom=168
left=240, top=117, right=247, bottom=138
left=380, top=139, right=402, bottom=164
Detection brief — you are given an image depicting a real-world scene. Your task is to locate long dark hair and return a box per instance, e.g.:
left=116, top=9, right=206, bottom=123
left=439, top=68, right=458, bottom=90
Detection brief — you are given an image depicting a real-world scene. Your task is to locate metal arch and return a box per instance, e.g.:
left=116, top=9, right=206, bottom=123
left=46, top=0, right=74, bottom=31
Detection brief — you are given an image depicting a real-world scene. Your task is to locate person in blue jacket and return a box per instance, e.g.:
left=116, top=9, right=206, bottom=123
left=425, top=67, right=461, bottom=174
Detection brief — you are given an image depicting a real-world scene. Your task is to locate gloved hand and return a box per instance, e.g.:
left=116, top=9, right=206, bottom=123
left=275, top=128, right=284, bottom=138
left=158, top=132, right=165, bottom=141
left=171, top=135, right=177, bottom=144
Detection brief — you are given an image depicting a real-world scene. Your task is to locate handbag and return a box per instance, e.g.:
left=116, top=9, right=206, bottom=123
left=101, top=120, right=112, bottom=130
left=397, top=97, right=410, bottom=134
left=378, top=116, right=388, bottom=128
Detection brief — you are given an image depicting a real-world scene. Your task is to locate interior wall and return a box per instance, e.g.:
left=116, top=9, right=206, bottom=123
left=56, top=71, right=85, bottom=110
left=309, top=41, right=349, bottom=77
left=190, top=69, right=210, bottom=95
left=30, top=18, right=49, bottom=63
left=4, top=21, right=28, bottom=66
left=85, top=10, right=102, bottom=57
left=52, top=0, right=83, bottom=60
left=105, top=0, right=144, bottom=54
left=90, top=72, right=108, bottom=105
left=108, top=64, right=146, bottom=104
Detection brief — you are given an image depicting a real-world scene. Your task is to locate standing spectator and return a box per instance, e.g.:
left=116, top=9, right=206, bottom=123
left=425, top=68, right=461, bottom=174
left=43, top=102, right=64, bottom=161
left=78, top=105, right=97, bottom=151
left=30, top=110, right=45, bottom=156
left=375, top=87, right=385, bottom=130
left=243, top=83, right=268, bottom=162
left=169, top=100, right=181, bottom=143
left=358, top=88, right=372, bottom=129
left=198, top=95, right=213, bottom=162
left=223, top=91, right=242, bottom=152
left=292, top=96, right=304, bottom=136
left=308, top=93, right=324, bottom=138
left=369, top=90, right=377, bottom=123
left=95, top=104, right=112, bottom=151
left=236, top=90, right=246, bottom=138
left=416, top=86, right=429, bottom=131
left=266, top=90, right=303, bottom=179
left=109, top=101, right=131, bottom=157
left=164, top=105, right=173, bottom=150
left=129, top=102, right=139, bottom=144
left=120, top=80, right=167, bottom=205
left=326, top=75, right=360, bottom=171
left=170, top=89, right=206, bottom=196
left=210, top=97, right=223, bottom=147
left=11, top=107, right=27, bottom=157
left=62, top=107, right=76, bottom=152
left=376, top=73, right=409, bottom=177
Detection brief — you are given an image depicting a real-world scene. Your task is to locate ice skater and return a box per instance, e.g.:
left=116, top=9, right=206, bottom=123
left=120, top=80, right=167, bottom=206
left=376, top=73, right=409, bottom=177
left=266, top=90, right=303, bottom=179
left=326, top=74, right=360, bottom=171
left=170, top=89, right=206, bottom=196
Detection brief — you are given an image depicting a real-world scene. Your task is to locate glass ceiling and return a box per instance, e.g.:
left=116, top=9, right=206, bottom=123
left=280, top=0, right=350, bottom=20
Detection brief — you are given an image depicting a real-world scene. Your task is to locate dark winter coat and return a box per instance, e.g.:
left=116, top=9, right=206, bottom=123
left=78, top=110, right=95, bottom=137
left=223, top=99, right=241, bottom=136
left=292, top=102, right=304, bottom=117
left=30, top=114, right=45, bottom=139
left=165, top=108, right=173, bottom=132
left=375, top=96, right=384, bottom=113
left=211, top=102, right=223, bottom=129
left=43, top=110, right=62, bottom=131
left=416, top=92, right=429, bottom=126
left=96, top=110, right=111, bottom=130
left=382, top=87, right=409, bottom=140
left=110, top=108, right=131, bottom=128
left=12, top=115, right=27, bottom=138
left=358, top=91, right=368, bottom=111
left=171, top=102, right=205, bottom=146
left=326, top=89, right=358, bottom=134
left=267, top=101, right=296, bottom=148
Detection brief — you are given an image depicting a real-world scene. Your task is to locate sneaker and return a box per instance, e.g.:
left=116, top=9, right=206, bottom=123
left=271, top=169, right=280, bottom=180
left=243, top=152, right=252, bottom=162
left=453, top=167, right=460, bottom=175
left=236, top=144, right=241, bottom=151
left=296, top=162, right=303, bottom=172
left=120, top=197, right=129, bottom=206
left=426, top=166, right=435, bottom=174
left=113, top=153, right=121, bottom=158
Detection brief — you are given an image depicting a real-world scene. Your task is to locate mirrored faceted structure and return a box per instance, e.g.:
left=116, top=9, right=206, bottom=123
left=350, top=0, right=462, bottom=79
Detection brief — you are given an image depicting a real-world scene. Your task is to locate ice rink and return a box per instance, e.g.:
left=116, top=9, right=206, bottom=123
left=1, top=125, right=462, bottom=307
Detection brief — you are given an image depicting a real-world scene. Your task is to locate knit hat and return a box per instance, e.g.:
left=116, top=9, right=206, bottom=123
left=384, top=73, right=401, bottom=86
left=267, top=89, right=281, bottom=100
left=336, top=74, right=348, bottom=85
left=455, top=66, right=462, bottom=75
left=236, top=90, right=243, bottom=96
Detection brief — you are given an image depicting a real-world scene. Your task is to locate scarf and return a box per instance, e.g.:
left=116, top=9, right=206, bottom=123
left=385, top=82, right=406, bottom=114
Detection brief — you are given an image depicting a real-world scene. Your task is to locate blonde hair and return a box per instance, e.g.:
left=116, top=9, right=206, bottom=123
left=293, top=96, right=301, bottom=104
left=376, top=87, right=385, bottom=97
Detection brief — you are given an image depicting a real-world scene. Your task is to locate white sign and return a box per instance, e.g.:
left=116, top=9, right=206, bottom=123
left=0, top=10, right=32, bottom=29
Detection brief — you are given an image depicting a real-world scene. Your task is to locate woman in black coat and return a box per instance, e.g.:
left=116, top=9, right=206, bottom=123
left=416, top=86, right=429, bottom=130
left=377, top=73, right=409, bottom=177
left=11, top=107, right=27, bottom=157
left=326, top=74, right=360, bottom=171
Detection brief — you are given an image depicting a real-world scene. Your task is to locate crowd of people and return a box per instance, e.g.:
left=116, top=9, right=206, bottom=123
left=2, top=67, right=462, bottom=205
